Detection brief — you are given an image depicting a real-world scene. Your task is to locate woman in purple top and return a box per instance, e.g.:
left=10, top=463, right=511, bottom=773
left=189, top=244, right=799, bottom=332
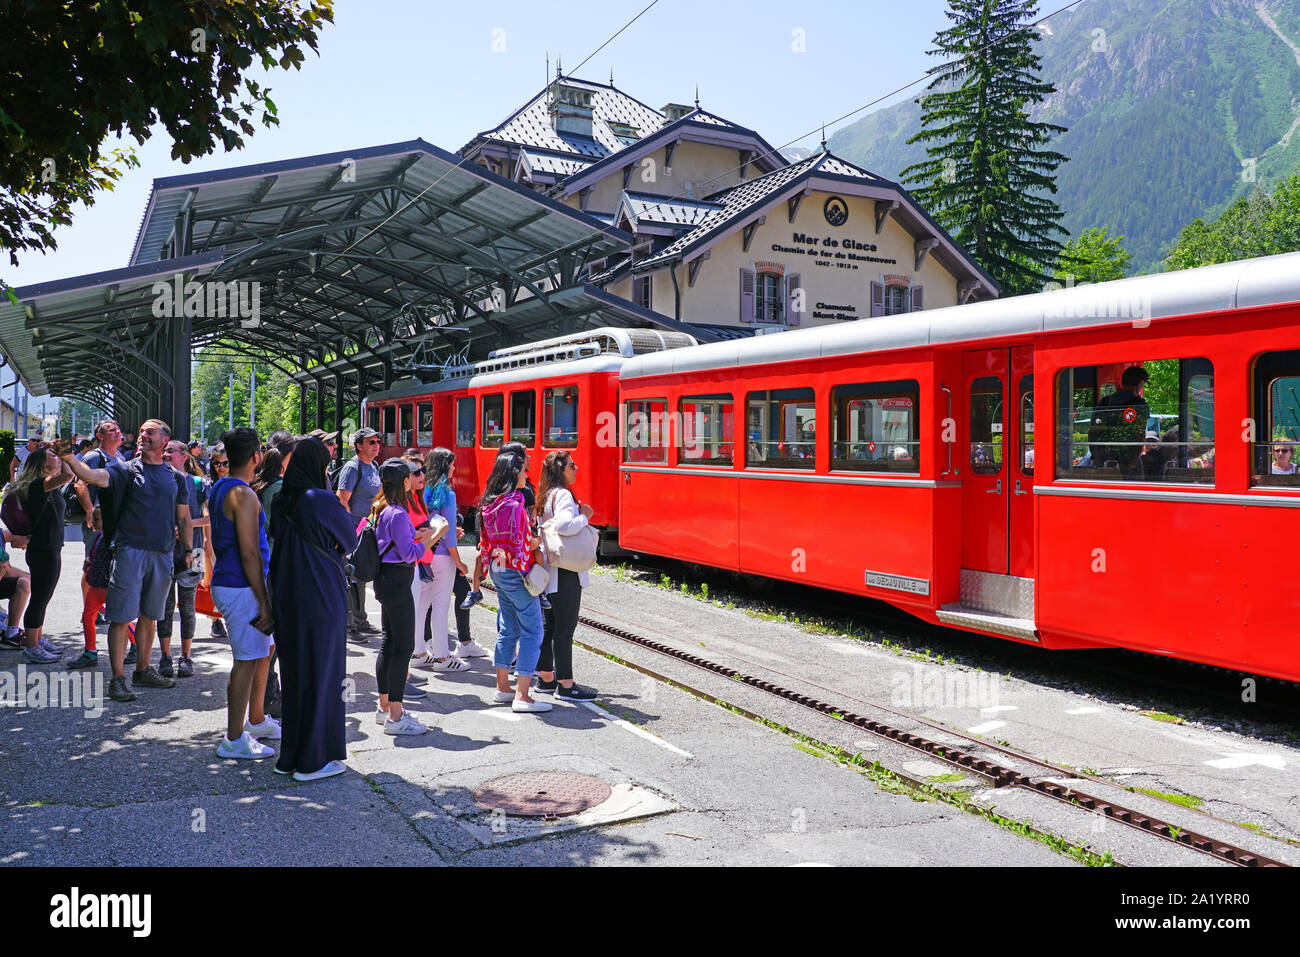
left=370, top=458, right=440, bottom=735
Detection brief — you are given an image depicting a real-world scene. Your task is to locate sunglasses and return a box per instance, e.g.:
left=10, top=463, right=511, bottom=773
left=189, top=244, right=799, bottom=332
left=212, top=460, right=229, bottom=467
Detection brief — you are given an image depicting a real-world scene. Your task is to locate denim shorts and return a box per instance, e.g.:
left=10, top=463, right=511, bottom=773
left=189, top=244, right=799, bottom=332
left=210, top=585, right=273, bottom=661
left=107, top=545, right=173, bottom=624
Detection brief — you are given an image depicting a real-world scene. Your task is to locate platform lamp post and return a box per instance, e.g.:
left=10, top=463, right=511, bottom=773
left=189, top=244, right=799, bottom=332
left=228, top=373, right=235, bottom=429
left=249, top=367, right=255, bottom=429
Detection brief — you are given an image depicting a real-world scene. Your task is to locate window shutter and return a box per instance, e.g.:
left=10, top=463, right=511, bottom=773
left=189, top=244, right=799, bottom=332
left=785, top=273, right=802, bottom=326
left=870, top=281, right=885, bottom=318
left=740, top=269, right=756, bottom=323
left=910, top=285, right=924, bottom=313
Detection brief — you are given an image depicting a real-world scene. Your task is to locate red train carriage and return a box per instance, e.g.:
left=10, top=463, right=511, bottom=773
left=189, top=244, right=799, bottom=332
left=617, top=252, right=1300, bottom=682
left=362, top=328, right=697, bottom=538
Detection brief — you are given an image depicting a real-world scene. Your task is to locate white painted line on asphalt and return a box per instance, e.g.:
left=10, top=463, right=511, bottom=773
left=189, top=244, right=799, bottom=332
left=581, top=702, right=694, bottom=758
left=967, top=720, right=1007, bottom=734
left=980, top=705, right=1018, bottom=714
left=1204, top=752, right=1286, bottom=770
left=1064, top=706, right=1103, bottom=715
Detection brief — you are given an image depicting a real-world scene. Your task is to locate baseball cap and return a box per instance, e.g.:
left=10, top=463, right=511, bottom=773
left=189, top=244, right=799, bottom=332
left=378, top=456, right=417, bottom=484
left=309, top=428, right=340, bottom=442
left=351, top=427, right=379, bottom=446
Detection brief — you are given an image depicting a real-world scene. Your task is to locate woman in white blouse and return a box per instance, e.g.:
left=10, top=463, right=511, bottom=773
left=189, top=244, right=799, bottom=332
left=533, top=451, right=597, bottom=701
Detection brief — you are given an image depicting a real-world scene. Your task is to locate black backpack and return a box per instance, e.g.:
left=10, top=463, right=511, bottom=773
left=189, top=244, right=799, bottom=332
left=345, top=513, right=394, bottom=582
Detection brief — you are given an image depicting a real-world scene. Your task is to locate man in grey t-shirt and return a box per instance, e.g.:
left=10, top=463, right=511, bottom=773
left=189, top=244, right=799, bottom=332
left=336, top=427, right=383, bottom=639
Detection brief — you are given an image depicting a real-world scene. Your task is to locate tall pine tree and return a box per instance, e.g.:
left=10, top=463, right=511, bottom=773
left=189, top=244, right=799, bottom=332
left=903, top=0, right=1068, bottom=296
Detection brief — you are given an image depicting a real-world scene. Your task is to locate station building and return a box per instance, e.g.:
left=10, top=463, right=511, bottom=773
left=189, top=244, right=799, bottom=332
left=460, top=72, right=999, bottom=332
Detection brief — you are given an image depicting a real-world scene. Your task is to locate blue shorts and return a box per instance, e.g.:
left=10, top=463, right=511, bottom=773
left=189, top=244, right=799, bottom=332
left=210, top=585, right=273, bottom=661
left=107, top=546, right=172, bottom=624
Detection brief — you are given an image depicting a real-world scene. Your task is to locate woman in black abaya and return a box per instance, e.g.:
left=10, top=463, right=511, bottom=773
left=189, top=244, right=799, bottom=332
left=269, top=437, right=358, bottom=781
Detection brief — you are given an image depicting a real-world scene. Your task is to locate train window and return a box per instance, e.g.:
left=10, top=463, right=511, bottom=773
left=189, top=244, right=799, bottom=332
left=830, top=380, right=919, bottom=473
left=456, top=397, right=475, bottom=448
left=746, top=389, right=815, bottom=470
left=367, top=406, right=380, bottom=433
left=624, top=398, right=667, bottom=464
left=679, top=394, right=734, bottom=465
left=416, top=402, right=433, bottom=447
left=481, top=394, right=504, bottom=447
left=1252, top=351, right=1300, bottom=487
left=399, top=405, right=413, bottom=448
left=543, top=387, right=579, bottom=448
left=1019, top=376, right=1034, bottom=476
left=1054, top=357, right=1214, bottom=484
left=382, top=406, right=397, bottom=448
left=969, top=377, right=1003, bottom=475
left=510, top=391, right=536, bottom=446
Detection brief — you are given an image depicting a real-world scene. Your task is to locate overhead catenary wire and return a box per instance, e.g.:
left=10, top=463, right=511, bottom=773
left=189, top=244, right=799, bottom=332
left=622, top=0, right=1090, bottom=230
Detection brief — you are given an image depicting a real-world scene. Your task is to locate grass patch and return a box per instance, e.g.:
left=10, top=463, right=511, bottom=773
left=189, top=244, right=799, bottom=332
left=1140, top=710, right=1185, bottom=724
left=928, top=772, right=967, bottom=783
left=1128, top=786, right=1203, bottom=809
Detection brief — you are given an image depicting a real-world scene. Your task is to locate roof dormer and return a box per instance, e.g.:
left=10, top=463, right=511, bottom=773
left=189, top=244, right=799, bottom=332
left=661, top=103, right=694, bottom=123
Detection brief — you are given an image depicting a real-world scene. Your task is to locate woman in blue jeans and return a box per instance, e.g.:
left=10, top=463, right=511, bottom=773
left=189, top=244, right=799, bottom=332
left=477, top=454, right=548, bottom=714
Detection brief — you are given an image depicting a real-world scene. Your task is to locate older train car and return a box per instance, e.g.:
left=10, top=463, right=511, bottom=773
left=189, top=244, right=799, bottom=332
left=363, top=327, right=697, bottom=535
left=617, top=252, right=1300, bottom=682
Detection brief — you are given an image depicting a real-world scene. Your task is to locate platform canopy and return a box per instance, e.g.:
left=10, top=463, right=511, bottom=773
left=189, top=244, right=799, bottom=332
left=0, top=138, right=714, bottom=436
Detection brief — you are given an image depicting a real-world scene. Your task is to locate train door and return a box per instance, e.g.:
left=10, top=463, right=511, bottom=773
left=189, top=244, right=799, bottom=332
left=961, top=347, right=1035, bottom=576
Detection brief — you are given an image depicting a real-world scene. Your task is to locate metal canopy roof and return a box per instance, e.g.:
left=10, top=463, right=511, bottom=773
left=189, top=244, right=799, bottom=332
left=2, top=138, right=715, bottom=426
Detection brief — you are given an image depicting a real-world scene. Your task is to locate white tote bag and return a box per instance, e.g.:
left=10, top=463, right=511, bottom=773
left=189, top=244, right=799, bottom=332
left=540, top=491, right=598, bottom=573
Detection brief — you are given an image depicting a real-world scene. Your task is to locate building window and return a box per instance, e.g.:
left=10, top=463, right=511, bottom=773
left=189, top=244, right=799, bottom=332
left=870, top=281, right=924, bottom=317
left=755, top=272, right=784, bottom=323
left=1055, top=358, right=1214, bottom=483
left=633, top=275, right=652, bottom=309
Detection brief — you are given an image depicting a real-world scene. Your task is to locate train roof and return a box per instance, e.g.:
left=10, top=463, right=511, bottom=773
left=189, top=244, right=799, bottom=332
left=365, top=354, right=629, bottom=404
left=619, top=251, right=1300, bottom=380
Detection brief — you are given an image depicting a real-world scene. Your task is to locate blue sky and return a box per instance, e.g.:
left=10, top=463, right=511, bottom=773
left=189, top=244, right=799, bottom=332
left=9, top=0, right=980, bottom=407
left=9, top=0, right=959, bottom=290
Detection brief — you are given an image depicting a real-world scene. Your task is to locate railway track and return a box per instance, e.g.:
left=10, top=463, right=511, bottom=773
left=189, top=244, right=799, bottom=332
left=481, top=574, right=1291, bottom=867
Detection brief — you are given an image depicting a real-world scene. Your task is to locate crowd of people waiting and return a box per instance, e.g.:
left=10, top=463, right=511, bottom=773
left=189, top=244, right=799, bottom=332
left=0, top=419, right=599, bottom=782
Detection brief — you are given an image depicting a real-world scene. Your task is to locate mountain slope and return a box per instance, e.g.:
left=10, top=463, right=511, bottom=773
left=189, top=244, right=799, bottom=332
left=829, top=0, right=1300, bottom=272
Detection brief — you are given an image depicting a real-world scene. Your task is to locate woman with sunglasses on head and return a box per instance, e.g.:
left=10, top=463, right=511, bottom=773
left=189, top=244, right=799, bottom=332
left=205, top=443, right=229, bottom=639
left=534, top=451, right=597, bottom=700
left=411, top=449, right=476, bottom=671
left=3, top=444, right=73, bottom=663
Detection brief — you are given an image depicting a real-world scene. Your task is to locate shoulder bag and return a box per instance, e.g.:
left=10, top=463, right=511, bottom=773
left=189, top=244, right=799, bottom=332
left=539, top=490, right=598, bottom=573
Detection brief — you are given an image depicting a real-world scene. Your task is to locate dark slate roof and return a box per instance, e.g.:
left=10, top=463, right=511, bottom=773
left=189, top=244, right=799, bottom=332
left=467, top=77, right=667, bottom=159
left=635, top=150, right=879, bottom=269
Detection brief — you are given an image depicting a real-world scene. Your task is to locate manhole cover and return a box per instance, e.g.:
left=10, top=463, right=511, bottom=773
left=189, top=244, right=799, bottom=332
left=473, top=772, right=612, bottom=818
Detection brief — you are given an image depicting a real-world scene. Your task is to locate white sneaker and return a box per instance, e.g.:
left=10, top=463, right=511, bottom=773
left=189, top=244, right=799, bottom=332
left=293, top=760, right=347, bottom=782
left=410, top=652, right=439, bottom=667
left=20, top=644, right=59, bottom=664
left=493, top=689, right=516, bottom=703
left=245, top=715, right=282, bottom=740
left=511, top=697, right=553, bottom=713
left=453, top=640, right=489, bottom=659
left=217, top=732, right=275, bottom=759
left=375, top=707, right=388, bottom=726
left=429, top=656, right=471, bottom=673
left=384, top=713, right=428, bottom=735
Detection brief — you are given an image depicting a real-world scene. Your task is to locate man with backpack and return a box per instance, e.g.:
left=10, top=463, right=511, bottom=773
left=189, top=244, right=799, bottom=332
left=59, top=419, right=195, bottom=703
